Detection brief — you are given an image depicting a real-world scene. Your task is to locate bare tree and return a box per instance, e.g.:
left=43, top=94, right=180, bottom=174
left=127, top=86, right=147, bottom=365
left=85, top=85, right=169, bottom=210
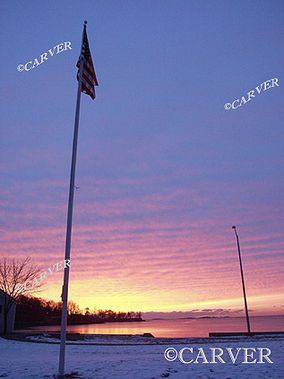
left=67, top=300, right=81, bottom=315
left=0, top=257, right=43, bottom=334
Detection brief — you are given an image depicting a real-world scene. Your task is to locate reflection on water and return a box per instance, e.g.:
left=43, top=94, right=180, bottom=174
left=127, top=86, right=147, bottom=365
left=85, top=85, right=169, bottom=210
left=19, top=315, right=283, bottom=338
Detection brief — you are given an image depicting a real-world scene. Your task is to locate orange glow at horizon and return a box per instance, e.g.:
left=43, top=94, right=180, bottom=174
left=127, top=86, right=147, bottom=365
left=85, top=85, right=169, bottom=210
left=33, top=275, right=284, bottom=316
left=1, top=178, right=284, bottom=317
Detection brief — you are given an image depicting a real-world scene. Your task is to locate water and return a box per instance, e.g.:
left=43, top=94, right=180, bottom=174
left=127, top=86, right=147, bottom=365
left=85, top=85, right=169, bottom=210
left=19, top=315, right=283, bottom=338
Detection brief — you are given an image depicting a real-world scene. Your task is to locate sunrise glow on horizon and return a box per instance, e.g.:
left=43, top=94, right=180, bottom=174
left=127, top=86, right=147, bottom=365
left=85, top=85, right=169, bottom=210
left=3, top=180, right=283, bottom=317
left=1, top=1, right=284, bottom=320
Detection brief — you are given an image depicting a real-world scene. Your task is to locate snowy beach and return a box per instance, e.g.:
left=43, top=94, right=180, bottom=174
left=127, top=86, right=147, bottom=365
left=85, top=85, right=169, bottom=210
left=1, top=334, right=283, bottom=378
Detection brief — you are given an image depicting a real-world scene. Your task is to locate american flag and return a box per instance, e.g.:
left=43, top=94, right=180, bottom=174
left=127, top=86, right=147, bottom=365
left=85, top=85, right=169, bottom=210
left=76, top=26, right=98, bottom=99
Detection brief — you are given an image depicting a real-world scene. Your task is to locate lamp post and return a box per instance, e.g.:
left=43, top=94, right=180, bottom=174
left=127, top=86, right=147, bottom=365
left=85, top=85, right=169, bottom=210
left=232, top=226, right=251, bottom=333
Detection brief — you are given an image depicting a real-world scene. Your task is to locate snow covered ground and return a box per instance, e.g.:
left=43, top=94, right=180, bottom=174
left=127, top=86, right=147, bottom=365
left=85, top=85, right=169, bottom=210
left=0, top=335, right=283, bottom=378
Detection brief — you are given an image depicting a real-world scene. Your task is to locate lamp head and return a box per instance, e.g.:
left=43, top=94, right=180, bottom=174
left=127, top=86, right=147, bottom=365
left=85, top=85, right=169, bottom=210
left=232, top=225, right=236, bottom=229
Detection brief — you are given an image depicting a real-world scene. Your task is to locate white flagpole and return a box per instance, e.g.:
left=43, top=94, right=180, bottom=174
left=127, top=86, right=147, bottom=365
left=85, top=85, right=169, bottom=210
left=58, top=21, right=87, bottom=377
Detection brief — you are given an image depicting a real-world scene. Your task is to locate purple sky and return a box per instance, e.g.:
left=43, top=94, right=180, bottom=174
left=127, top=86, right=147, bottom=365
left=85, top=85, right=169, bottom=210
left=1, top=1, right=284, bottom=314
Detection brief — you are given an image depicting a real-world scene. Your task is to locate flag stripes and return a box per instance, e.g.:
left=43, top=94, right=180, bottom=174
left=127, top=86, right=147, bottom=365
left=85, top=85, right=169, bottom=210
left=76, top=26, right=98, bottom=99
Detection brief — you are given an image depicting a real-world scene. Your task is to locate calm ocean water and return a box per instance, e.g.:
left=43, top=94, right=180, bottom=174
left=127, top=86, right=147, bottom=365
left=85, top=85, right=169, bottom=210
left=21, top=315, right=283, bottom=338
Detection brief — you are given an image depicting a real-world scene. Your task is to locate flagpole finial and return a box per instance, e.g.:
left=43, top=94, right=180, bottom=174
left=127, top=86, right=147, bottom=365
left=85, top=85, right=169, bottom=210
left=84, top=20, right=87, bottom=25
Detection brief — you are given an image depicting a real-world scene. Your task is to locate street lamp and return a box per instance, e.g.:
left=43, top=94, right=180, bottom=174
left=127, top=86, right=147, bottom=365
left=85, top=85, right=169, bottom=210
left=232, top=226, right=251, bottom=333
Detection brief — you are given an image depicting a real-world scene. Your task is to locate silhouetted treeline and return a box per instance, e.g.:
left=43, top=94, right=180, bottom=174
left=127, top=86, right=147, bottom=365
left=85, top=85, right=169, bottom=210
left=15, top=295, right=143, bottom=328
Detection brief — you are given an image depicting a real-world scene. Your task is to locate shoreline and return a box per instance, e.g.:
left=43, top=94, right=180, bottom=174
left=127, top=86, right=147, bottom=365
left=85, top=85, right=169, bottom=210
left=4, top=331, right=284, bottom=346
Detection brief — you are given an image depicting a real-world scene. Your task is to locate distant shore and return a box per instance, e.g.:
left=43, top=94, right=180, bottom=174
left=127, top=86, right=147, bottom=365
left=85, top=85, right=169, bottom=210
left=15, top=315, right=284, bottom=339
